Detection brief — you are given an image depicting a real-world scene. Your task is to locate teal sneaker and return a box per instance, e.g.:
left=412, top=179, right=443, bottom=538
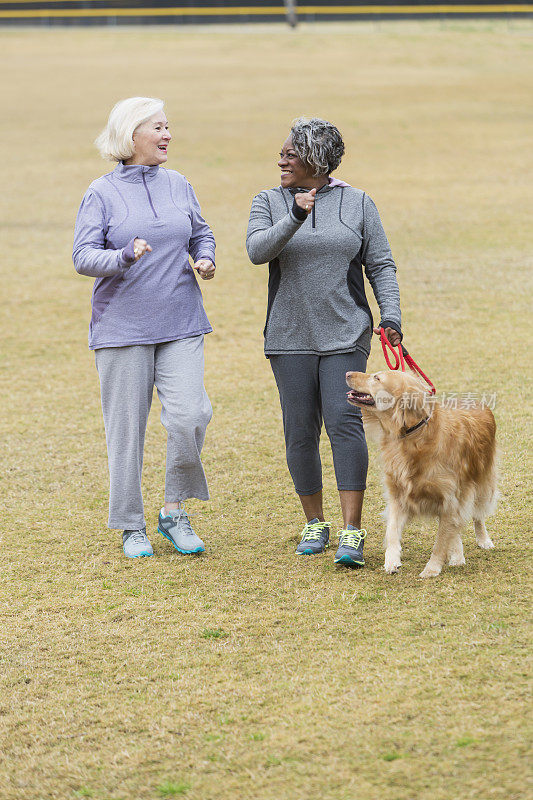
left=158, top=506, right=205, bottom=554
left=334, top=526, right=367, bottom=567
left=296, top=518, right=330, bottom=555
left=122, top=528, right=153, bottom=558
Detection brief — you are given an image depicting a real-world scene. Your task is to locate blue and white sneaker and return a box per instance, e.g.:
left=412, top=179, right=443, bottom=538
left=296, top=518, right=330, bottom=555
left=158, top=505, right=205, bottom=554
left=334, top=526, right=367, bottom=567
left=122, top=528, right=153, bottom=558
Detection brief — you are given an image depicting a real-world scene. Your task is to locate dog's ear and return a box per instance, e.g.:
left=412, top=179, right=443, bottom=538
left=391, top=376, right=431, bottom=432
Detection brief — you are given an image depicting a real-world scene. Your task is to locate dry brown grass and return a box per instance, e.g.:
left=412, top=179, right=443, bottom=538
left=0, top=21, right=531, bottom=800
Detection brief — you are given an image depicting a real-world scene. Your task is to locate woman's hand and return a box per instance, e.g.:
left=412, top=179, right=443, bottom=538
left=374, top=326, right=402, bottom=347
left=133, top=238, right=152, bottom=261
left=294, top=187, right=317, bottom=215
left=194, top=259, right=216, bottom=280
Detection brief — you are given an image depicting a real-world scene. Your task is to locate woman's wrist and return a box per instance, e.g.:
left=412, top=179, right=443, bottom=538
left=120, top=238, right=137, bottom=266
left=379, top=319, right=403, bottom=341
left=291, top=199, right=308, bottom=222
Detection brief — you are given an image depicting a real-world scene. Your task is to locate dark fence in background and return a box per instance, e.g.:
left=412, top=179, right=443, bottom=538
left=1, top=0, right=531, bottom=26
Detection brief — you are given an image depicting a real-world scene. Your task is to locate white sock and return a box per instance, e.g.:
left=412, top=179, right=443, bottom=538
left=162, top=503, right=183, bottom=516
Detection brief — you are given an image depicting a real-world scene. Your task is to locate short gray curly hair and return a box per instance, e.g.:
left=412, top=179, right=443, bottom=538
left=290, top=117, right=345, bottom=177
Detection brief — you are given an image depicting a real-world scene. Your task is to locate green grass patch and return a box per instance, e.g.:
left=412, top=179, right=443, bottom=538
left=456, top=736, right=477, bottom=748
left=201, top=628, right=229, bottom=640
left=382, top=751, right=402, bottom=762
left=156, top=781, right=190, bottom=797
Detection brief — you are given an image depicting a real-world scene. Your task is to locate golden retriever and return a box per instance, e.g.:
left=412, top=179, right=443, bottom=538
left=346, top=370, right=498, bottom=578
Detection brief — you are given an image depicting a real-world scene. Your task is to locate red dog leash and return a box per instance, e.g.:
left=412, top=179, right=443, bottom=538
left=380, top=327, right=436, bottom=396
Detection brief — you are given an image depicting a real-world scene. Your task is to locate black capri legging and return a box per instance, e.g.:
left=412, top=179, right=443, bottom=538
left=269, top=350, right=368, bottom=495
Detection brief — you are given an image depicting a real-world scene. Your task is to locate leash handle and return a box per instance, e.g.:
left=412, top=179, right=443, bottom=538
left=379, top=327, right=436, bottom=395
left=380, top=327, right=405, bottom=370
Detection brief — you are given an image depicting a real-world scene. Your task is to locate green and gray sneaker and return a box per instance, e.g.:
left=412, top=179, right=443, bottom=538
left=334, top=526, right=367, bottom=567
left=296, top=518, right=330, bottom=555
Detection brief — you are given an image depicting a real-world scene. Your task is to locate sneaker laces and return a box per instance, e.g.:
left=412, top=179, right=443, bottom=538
left=169, top=507, right=196, bottom=537
left=301, top=521, right=330, bottom=542
left=127, top=530, right=148, bottom=544
left=338, top=528, right=367, bottom=549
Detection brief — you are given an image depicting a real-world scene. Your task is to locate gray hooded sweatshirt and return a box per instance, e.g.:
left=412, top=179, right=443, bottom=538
left=246, top=178, right=401, bottom=357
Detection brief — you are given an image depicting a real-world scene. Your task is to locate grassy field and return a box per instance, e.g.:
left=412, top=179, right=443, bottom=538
left=0, top=20, right=532, bottom=800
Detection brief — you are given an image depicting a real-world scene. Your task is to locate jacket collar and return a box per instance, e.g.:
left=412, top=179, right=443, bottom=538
left=114, top=162, right=160, bottom=183
left=286, top=176, right=351, bottom=196
left=328, top=176, right=351, bottom=188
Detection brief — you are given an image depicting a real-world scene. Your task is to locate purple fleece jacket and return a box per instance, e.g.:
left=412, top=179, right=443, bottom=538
left=73, top=162, right=215, bottom=349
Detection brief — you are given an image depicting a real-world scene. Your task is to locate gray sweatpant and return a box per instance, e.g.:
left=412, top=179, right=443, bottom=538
left=95, top=335, right=212, bottom=530
left=269, top=350, right=368, bottom=495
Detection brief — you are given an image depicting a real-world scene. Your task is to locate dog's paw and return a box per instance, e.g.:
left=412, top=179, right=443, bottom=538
left=384, top=558, right=401, bottom=574
left=419, top=562, right=442, bottom=578
left=476, top=537, right=494, bottom=550
left=448, top=553, right=466, bottom=567
left=384, top=549, right=401, bottom=574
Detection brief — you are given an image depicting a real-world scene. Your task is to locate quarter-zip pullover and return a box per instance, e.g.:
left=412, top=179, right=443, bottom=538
left=246, top=178, right=401, bottom=356
left=73, top=162, right=215, bottom=350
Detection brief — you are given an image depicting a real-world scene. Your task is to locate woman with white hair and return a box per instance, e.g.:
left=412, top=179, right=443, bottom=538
left=246, top=117, right=403, bottom=568
left=73, top=96, right=216, bottom=559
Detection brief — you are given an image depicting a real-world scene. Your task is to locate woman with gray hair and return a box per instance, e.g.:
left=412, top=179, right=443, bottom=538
left=73, top=97, right=216, bottom=559
left=246, top=117, right=402, bottom=567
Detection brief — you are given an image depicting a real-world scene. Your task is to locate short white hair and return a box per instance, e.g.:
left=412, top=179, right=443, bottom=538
left=95, top=96, right=165, bottom=162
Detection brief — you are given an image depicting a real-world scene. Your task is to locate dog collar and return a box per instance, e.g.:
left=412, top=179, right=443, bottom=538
left=401, top=415, right=431, bottom=438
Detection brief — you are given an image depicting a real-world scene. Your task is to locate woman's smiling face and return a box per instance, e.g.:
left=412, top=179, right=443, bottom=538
left=278, top=136, right=314, bottom=189
left=127, top=112, right=172, bottom=166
